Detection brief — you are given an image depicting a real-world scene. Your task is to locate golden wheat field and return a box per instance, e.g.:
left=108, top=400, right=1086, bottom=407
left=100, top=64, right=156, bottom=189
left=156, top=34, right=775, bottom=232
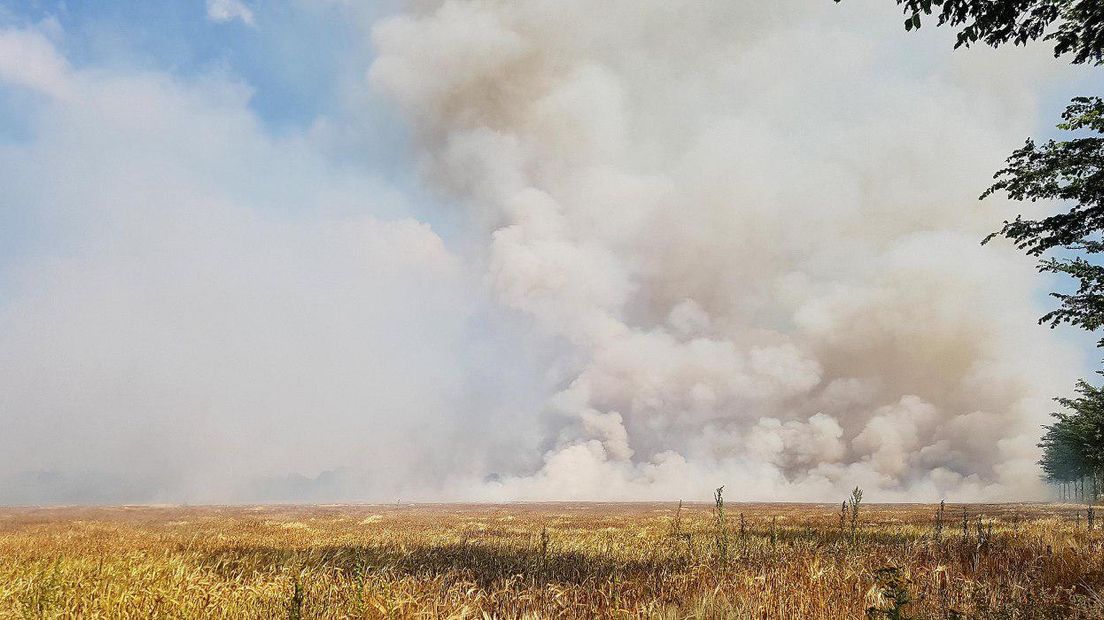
left=1, top=501, right=1102, bottom=619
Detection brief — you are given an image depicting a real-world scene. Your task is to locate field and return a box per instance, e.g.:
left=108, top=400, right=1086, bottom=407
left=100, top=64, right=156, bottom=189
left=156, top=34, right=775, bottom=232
left=1, top=501, right=1103, bottom=619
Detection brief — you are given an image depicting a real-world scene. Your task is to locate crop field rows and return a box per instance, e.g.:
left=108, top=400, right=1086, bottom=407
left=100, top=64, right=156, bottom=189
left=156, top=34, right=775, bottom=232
left=1, top=502, right=1102, bottom=618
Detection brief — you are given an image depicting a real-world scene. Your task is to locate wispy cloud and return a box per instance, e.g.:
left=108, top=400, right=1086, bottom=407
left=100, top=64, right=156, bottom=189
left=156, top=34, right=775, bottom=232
left=206, top=0, right=255, bottom=27
left=0, top=28, right=70, bottom=98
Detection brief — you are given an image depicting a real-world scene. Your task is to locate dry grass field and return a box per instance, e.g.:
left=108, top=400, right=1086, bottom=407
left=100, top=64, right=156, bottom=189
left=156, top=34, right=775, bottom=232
left=1, top=501, right=1103, bottom=618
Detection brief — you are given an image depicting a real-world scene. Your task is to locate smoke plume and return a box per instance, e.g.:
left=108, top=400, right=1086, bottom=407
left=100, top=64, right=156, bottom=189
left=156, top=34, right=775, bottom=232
left=369, top=0, right=1083, bottom=501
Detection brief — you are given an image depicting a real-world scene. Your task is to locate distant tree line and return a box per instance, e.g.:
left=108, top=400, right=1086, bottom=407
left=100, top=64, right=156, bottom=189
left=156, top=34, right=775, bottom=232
left=836, top=1, right=1104, bottom=499
left=1039, top=380, right=1104, bottom=501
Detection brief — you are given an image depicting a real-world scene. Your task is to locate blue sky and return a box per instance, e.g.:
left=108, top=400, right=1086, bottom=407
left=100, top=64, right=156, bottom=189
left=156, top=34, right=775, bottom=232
left=5, top=0, right=367, bottom=127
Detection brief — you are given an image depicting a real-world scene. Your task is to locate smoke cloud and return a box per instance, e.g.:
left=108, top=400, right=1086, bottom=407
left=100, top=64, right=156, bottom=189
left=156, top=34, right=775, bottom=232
left=368, top=0, right=1085, bottom=502
left=0, top=1, right=1094, bottom=504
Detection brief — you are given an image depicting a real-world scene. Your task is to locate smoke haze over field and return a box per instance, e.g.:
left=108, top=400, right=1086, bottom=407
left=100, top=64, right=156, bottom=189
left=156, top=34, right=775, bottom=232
left=0, top=0, right=1098, bottom=504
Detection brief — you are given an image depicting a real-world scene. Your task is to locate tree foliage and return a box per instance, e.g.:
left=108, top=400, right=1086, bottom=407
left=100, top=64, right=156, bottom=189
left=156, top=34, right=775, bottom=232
left=982, top=97, right=1104, bottom=344
left=1038, top=379, right=1104, bottom=497
left=836, top=0, right=1104, bottom=65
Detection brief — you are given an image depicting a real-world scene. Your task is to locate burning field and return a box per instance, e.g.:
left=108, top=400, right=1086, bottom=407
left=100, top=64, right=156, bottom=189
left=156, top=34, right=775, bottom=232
left=2, top=500, right=1102, bottom=618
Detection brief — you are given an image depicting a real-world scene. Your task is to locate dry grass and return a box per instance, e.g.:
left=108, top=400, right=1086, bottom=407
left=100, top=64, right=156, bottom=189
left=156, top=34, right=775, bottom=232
left=1, top=502, right=1103, bottom=618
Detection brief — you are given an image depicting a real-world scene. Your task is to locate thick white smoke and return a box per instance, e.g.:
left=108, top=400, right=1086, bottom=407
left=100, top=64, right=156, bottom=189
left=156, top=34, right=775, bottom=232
left=369, top=0, right=1085, bottom=501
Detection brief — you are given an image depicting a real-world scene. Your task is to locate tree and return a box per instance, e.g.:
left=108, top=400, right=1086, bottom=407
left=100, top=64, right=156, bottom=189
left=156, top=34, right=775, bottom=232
left=835, top=1, right=1104, bottom=66
left=1039, top=379, right=1104, bottom=500
left=981, top=97, right=1104, bottom=346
